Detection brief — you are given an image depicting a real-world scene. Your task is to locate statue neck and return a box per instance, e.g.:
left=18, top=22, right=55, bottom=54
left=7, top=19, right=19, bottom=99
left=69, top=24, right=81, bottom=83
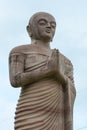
left=31, top=39, right=51, bottom=49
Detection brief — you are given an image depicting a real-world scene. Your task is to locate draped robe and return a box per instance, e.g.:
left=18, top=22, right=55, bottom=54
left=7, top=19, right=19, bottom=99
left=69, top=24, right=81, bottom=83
left=9, top=44, right=76, bottom=130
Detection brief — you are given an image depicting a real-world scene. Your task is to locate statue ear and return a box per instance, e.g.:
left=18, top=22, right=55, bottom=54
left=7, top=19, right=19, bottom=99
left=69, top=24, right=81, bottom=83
left=26, top=25, right=33, bottom=37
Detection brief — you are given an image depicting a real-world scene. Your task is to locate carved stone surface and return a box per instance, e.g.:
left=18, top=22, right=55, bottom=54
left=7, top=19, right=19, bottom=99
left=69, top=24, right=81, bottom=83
left=9, top=12, right=76, bottom=130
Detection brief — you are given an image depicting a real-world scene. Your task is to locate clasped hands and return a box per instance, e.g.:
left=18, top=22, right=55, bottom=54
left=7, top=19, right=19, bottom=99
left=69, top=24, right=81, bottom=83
left=45, top=49, right=67, bottom=84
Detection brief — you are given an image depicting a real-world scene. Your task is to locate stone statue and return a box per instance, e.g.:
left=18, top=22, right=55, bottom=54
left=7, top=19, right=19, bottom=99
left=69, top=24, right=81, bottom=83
left=9, top=12, right=76, bottom=130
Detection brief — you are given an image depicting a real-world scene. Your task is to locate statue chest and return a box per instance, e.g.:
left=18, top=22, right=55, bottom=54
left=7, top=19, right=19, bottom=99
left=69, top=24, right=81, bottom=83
left=24, top=52, right=49, bottom=71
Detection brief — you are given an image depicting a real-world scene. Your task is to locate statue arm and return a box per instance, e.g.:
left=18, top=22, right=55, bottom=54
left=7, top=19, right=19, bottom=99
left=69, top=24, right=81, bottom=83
left=65, top=62, right=76, bottom=92
left=9, top=53, right=54, bottom=87
left=9, top=53, right=25, bottom=87
left=18, top=67, right=53, bottom=86
left=60, top=55, right=76, bottom=96
left=59, top=57, right=75, bottom=87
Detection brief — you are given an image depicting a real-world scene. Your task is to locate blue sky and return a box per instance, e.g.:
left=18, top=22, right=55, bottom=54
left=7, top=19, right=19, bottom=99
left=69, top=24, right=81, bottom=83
left=0, top=0, right=87, bottom=129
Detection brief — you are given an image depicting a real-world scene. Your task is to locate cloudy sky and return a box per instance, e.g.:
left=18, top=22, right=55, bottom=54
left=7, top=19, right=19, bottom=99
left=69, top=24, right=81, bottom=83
left=0, top=0, right=87, bottom=130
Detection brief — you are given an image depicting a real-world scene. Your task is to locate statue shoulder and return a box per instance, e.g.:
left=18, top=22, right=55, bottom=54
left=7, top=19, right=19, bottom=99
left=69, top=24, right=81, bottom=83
left=9, top=44, right=33, bottom=55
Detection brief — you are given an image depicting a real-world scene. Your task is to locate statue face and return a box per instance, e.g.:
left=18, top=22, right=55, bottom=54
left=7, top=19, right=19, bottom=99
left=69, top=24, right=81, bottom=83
left=29, top=13, right=56, bottom=42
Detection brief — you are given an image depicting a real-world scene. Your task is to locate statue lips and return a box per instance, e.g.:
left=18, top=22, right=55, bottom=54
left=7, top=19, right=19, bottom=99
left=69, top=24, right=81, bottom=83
left=45, top=28, right=51, bottom=33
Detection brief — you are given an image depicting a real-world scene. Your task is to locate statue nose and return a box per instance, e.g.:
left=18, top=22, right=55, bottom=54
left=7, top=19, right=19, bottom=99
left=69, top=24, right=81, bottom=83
left=46, top=23, right=51, bottom=28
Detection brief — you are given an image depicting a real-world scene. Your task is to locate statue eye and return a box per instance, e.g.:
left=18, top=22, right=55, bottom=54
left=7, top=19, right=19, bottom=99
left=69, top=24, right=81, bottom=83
left=38, top=19, right=47, bottom=26
left=51, top=22, right=56, bottom=28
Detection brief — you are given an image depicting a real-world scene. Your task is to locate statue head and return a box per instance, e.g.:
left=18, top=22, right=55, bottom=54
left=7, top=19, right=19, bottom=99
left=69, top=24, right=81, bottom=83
left=27, top=12, right=56, bottom=42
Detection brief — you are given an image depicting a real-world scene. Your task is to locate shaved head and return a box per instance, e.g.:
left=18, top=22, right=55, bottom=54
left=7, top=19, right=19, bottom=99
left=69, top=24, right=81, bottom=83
left=27, top=12, right=56, bottom=42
